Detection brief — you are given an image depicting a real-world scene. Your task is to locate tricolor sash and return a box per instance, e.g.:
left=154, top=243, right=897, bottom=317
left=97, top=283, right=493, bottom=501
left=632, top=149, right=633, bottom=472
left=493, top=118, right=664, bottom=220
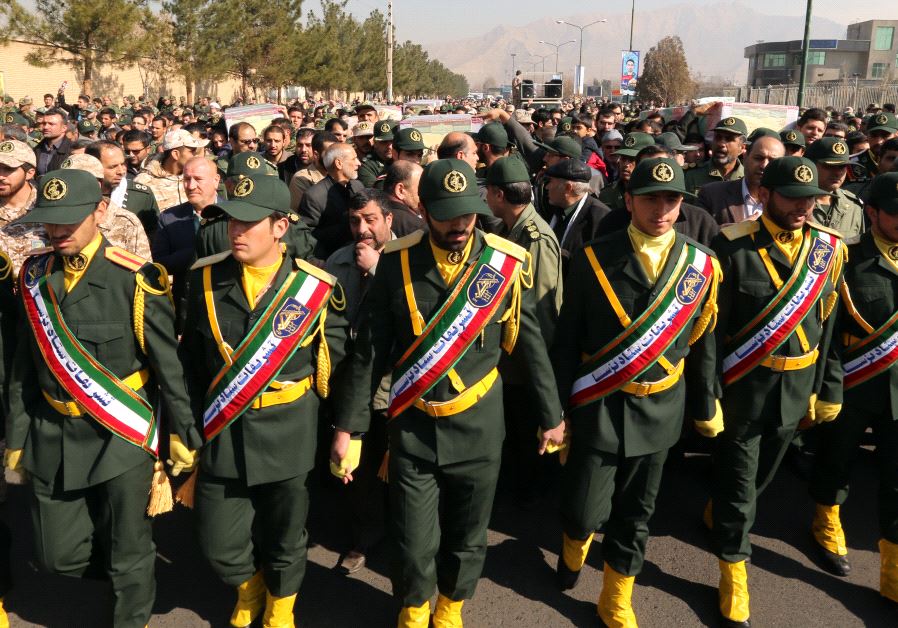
left=568, top=243, right=714, bottom=410
left=722, top=228, right=838, bottom=386
left=388, top=243, right=523, bottom=418
left=20, top=255, right=159, bottom=455
left=843, top=307, right=898, bottom=390
left=202, top=263, right=333, bottom=441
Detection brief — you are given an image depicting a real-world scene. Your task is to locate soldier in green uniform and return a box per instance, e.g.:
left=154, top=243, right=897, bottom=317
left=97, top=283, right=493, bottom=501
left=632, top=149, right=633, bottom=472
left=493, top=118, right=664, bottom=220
left=393, top=127, right=427, bottom=164
left=358, top=120, right=396, bottom=187
left=684, top=117, right=747, bottom=196
left=354, top=159, right=565, bottom=627
left=553, top=158, right=723, bottom=626
left=4, top=169, right=200, bottom=628
left=598, top=132, right=656, bottom=211
left=857, top=112, right=898, bottom=178
left=709, top=157, right=846, bottom=627
left=0, top=247, right=13, bottom=628
left=807, top=172, right=898, bottom=599
left=780, top=129, right=806, bottom=157
left=179, top=174, right=367, bottom=628
left=805, top=137, right=865, bottom=238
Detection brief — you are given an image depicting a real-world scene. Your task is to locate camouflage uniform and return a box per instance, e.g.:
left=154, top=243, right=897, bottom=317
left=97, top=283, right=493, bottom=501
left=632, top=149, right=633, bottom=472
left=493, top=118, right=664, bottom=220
left=102, top=202, right=153, bottom=260
left=0, top=186, right=48, bottom=277
left=133, top=159, right=185, bottom=211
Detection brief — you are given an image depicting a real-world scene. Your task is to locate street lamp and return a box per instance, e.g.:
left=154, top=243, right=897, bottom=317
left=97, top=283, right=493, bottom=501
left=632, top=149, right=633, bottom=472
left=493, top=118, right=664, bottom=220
left=556, top=18, right=607, bottom=95
left=533, top=54, right=553, bottom=73
left=538, top=39, right=576, bottom=72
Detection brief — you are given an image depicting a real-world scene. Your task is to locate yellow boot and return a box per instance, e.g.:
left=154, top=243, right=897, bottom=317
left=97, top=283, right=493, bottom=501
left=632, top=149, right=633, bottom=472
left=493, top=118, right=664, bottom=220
left=703, top=499, right=713, bottom=530
left=397, top=600, right=430, bottom=628
left=230, top=571, right=265, bottom=628
left=811, top=504, right=850, bottom=576
left=0, top=597, right=9, bottom=628
left=597, top=563, right=638, bottom=628
left=718, top=560, right=750, bottom=626
left=880, top=539, right=898, bottom=603
left=558, top=532, right=594, bottom=590
left=262, top=591, right=296, bottom=628
left=432, top=594, right=464, bottom=628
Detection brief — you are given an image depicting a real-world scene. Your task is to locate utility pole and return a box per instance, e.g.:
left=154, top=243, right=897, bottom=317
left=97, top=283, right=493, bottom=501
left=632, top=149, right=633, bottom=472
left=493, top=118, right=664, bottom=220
left=797, top=0, right=813, bottom=107
left=629, top=0, right=635, bottom=51
left=386, top=1, right=394, bottom=102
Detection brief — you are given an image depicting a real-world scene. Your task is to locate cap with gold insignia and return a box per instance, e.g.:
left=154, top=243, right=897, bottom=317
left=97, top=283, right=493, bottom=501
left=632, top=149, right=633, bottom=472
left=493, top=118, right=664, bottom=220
left=204, top=174, right=292, bottom=221
left=534, top=135, right=582, bottom=159
left=419, top=158, right=491, bottom=220
left=557, top=117, right=573, bottom=134
left=712, top=116, right=748, bottom=137
left=760, top=156, right=830, bottom=197
left=4, top=111, right=30, bottom=126
left=866, top=172, right=898, bottom=214
left=628, top=157, right=693, bottom=197
left=17, top=169, right=102, bottom=225
left=804, top=136, right=850, bottom=165
left=77, top=119, right=98, bottom=135
left=353, top=121, right=374, bottom=137
left=474, top=122, right=509, bottom=149
left=60, top=153, right=104, bottom=179
left=869, top=112, right=898, bottom=134
left=373, top=120, right=396, bottom=142
left=485, top=156, right=530, bottom=186
left=393, top=127, right=426, bottom=152
left=747, top=127, right=780, bottom=144
left=0, top=139, right=37, bottom=168
left=227, top=151, right=277, bottom=178
left=616, top=132, right=656, bottom=158
left=780, top=129, right=806, bottom=148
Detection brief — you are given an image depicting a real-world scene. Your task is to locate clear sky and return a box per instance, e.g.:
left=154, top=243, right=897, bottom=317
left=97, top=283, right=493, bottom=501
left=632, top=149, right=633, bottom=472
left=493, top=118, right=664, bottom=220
left=338, top=0, right=883, bottom=45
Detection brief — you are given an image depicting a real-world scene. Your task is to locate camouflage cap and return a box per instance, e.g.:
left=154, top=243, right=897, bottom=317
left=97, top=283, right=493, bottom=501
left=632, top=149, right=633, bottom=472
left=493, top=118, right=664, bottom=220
left=354, top=101, right=377, bottom=115
left=761, top=156, right=830, bottom=197
left=804, top=136, right=851, bottom=166
left=227, top=151, right=277, bottom=178
left=867, top=172, right=898, bottom=214
left=628, top=157, right=692, bottom=197
left=393, top=127, right=426, bottom=152
left=205, top=174, right=292, bottom=221
left=419, top=159, right=490, bottom=220
left=616, top=132, right=656, bottom=158
left=0, top=139, right=37, bottom=168
left=712, top=116, right=748, bottom=137
left=60, top=153, right=104, bottom=179
left=780, top=129, right=806, bottom=148
left=18, top=169, right=102, bottom=225
left=353, top=121, right=374, bottom=137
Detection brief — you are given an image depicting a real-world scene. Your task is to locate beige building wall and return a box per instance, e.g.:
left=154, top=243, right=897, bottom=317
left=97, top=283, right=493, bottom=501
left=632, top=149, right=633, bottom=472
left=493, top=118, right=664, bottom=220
left=0, top=39, right=244, bottom=103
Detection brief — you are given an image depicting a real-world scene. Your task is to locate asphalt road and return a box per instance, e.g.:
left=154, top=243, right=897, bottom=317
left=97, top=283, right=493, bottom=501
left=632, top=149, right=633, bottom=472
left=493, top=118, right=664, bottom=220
left=2, top=438, right=895, bottom=627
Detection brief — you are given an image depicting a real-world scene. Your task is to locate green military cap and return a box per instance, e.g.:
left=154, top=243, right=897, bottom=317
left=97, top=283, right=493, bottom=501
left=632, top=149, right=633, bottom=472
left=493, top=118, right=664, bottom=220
left=439, top=105, right=450, bottom=114
left=655, top=132, right=698, bottom=152
left=119, top=112, right=133, bottom=125
left=18, top=169, right=102, bottom=225
left=867, top=172, right=898, bottom=214
left=616, top=132, right=656, bottom=158
left=1, top=96, right=13, bottom=104
left=3, top=111, right=29, bottom=126
left=474, top=122, right=509, bottom=149
left=780, top=129, right=806, bottom=148
left=374, top=119, right=396, bottom=141
left=747, top=127, right=780, bottom=143
left=419, top=158, right=491, bottom=220
left=804, top=136, right=851, bottom=165
left=535, top=135, right=581, bottom=159
left=557, top=117, right=573, bottom=133
left=712, top=116, right=748, bottom=137
left=393, top=127, right=426, bottom=152
left=760, top=156, right=829, bottom=197
left=485, top=156, right=530, bottom=186
left=206, top=174, right=292, bottom=221
left=227, top=151, right=277, bottom=178
left=77, top=119, right=98, bottom=134
left=869, top=111, right=898, bottom=134
left=628, top=157, right=693, bottom=197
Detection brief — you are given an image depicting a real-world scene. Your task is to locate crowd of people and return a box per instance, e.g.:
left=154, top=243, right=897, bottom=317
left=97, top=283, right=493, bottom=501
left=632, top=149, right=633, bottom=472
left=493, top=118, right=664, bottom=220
left=0, top=84, right=897, bottom=628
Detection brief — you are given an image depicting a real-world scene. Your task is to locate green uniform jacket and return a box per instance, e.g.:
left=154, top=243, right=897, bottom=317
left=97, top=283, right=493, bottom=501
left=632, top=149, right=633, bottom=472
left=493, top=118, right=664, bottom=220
left=179, top=254, right=368, bottom=486
left=712, top=221, right=844, bottom=425
left=0, top=252, right=16, bottom=427
left=812, top=188, right=865, bottom=239
left=684, top=160, right=745, bottom=196
left=840, top=232, right=898, bottom=419
left=598, top=180, right=626, bottom=211
left=6, top=239, right=199, bottom=491
left=122, top=179, right=161, bottom=240
left=358, top=156, right=387, bottom=188
left=195, top=215, right=317, bottom=261
left=552, top=233, right=719, bottom=457
left=856, top=149, right=880, bottom=178
left=358, top=230, right=563, bottom=465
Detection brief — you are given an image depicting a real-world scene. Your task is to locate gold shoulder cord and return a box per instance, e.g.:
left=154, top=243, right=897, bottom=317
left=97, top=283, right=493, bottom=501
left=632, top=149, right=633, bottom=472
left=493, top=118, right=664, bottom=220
left=688, top=256, right=723, bottom=345
left=820, top=242, right=848, bottom=322
left=133, top=264, right=172, bottom=355
left=0, top=252, right=11, bottom=282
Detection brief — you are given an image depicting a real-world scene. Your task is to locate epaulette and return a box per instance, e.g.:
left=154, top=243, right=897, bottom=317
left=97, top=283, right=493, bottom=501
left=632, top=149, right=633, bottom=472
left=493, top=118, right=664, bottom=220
left=105, top=246, right=146, bottom=271
left=136, top=262, right=171, bottom=295
left=721, top=220, right=760, bottom=241
left=484, top=232, right=527, bottom=263
left=843, top=234, right=861, bottom=246
left=383, top=230, right=424, bottom=254
left=524, top=219, right=541, bottom=241
left=26, top=246, right=53, bottom=257
left=840, top=188, right=861, bottom=203
left=806, top=220, right=844, bottom=239
left=131, top=182, right=150, bottom=193
left=190, top=250, right=231, bottom=270
left=295, top=257, right=336, bottom=287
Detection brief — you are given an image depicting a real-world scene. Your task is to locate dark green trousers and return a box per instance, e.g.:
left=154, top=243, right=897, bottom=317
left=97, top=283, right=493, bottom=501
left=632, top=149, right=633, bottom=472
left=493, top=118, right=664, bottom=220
left=712, top=416, right=796, bottom=562
left=388, top=452, right=501, bottom=606
left=196, top=472, right=310, bottom=597
left=560, top=445, right=667, bottom=576
left=810, top=403, right=898, bottom=543
left=30, top=459, right=155, bottom=628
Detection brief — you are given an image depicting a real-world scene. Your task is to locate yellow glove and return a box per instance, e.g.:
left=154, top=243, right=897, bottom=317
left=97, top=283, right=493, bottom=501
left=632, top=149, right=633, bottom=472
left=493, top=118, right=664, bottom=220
left=330, top=438, right=362, bottom=479
left=804, top=393, right=818, bottom=425
left=167, top=435, right=198, bottom=477
left=694, top=400, right=724, bottom=438
left=3, top=448, right=23, bottom=472
left=539, top=425, right=571, bottom=465
left=813, top=399, right=842, bottom=423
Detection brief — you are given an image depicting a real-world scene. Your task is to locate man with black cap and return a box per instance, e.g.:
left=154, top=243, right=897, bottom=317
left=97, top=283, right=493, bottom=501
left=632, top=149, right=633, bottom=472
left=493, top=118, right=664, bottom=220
left=808, top=171, right=898, bottom=600
left=805, top=136, right=865, bottom=238
left=180, top=173, right=367, bottom=628
left=708, top=156, right=846, bottom=627
left=351, top=158, right=565, bottom=627
left=684, top=116, right=747, bottom=196
left=544, top=158, right=611, bottom=274
left=358, top=120, right=395, bottom=188
left=598, top=132, right=654, bottom=211
left=534, top=135, right=583, bottom=218
left=553, top=157, right=723, bottom=626
left=4, top=169, right=199, bottom=628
